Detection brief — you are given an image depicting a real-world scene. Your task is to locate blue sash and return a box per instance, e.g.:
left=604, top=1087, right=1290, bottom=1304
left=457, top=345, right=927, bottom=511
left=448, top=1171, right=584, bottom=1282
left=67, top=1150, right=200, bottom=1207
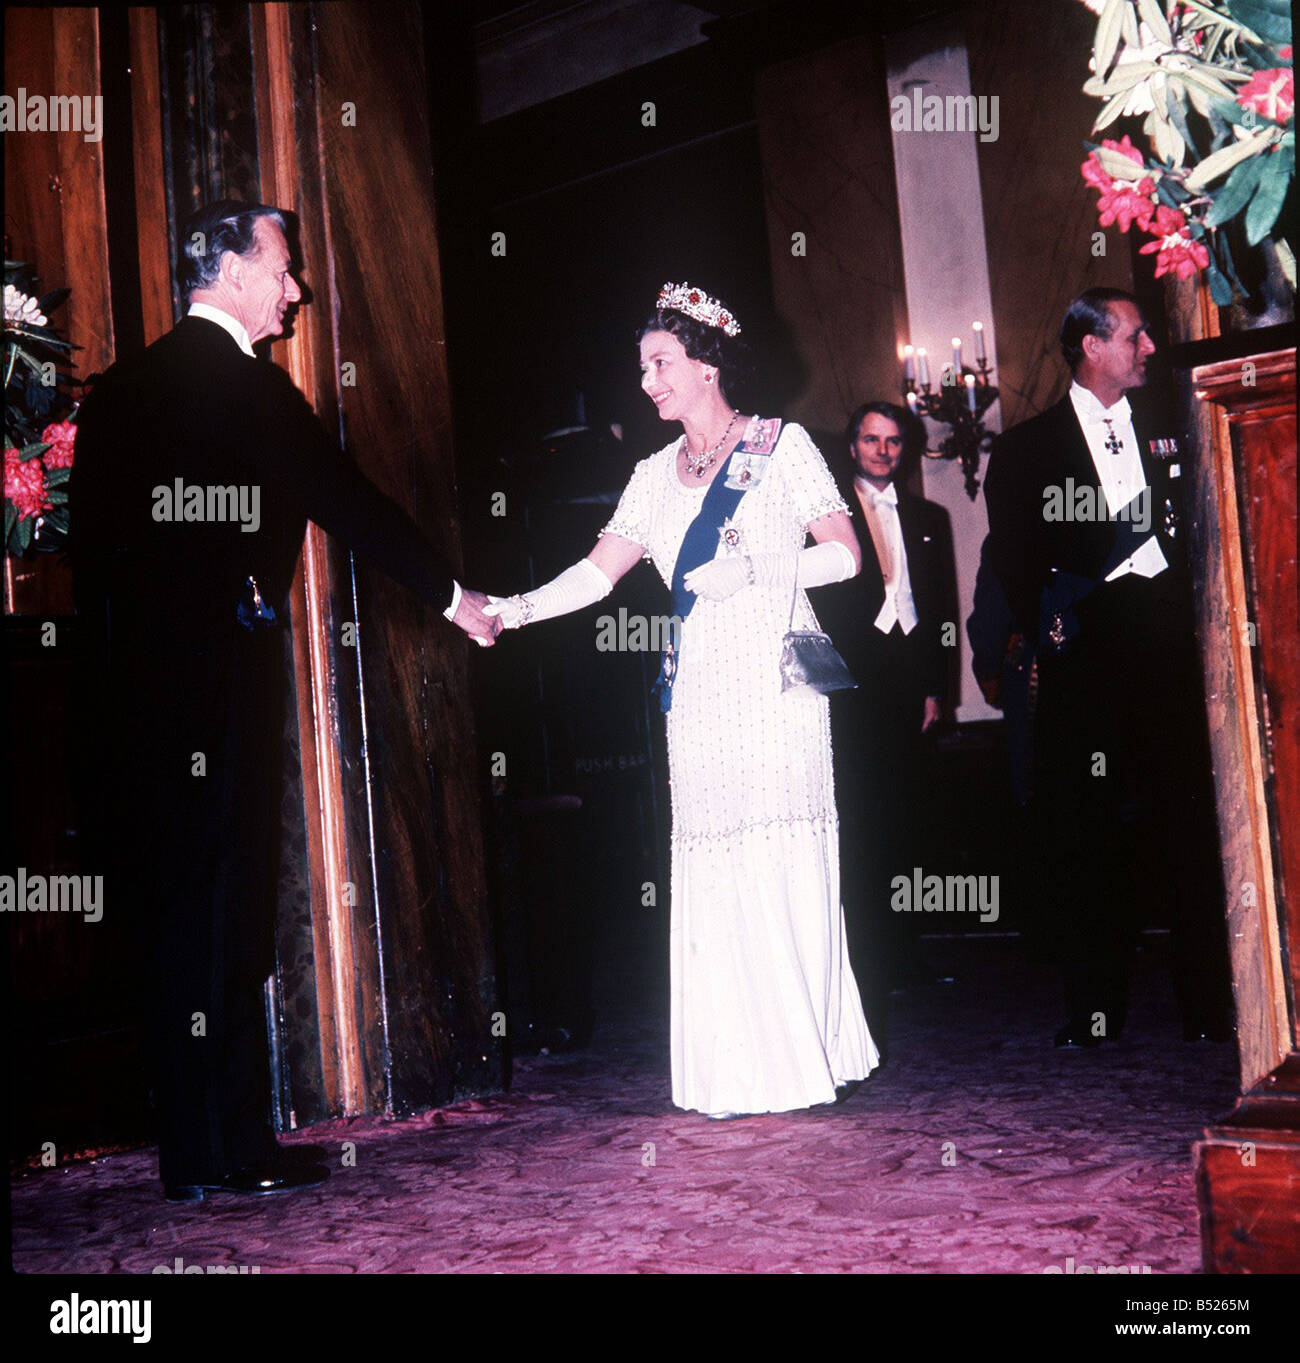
left=654, top=419, right=782, bottom=712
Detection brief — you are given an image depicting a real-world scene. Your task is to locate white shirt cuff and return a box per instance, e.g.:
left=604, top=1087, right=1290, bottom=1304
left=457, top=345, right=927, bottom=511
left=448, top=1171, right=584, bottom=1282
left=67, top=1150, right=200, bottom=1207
left=1104, top=537, right=1168, bottom=582
left=443, top=580, right=462, bottom=620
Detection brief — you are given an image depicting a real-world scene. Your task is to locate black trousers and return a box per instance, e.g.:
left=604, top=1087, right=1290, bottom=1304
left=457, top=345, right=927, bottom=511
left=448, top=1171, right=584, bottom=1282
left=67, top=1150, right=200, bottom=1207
left=105, top=618, right=284, bottom=1186
left=832, top=625, right=935, bottom=1014
left=1031, top=573, right=1231, bottom=1035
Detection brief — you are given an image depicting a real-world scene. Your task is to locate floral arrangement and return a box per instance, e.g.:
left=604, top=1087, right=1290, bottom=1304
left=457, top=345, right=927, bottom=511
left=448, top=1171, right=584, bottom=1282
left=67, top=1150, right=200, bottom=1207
left=4, top=261, right=79, bottom=554
left=1078, top=0, right=1294, bottom=303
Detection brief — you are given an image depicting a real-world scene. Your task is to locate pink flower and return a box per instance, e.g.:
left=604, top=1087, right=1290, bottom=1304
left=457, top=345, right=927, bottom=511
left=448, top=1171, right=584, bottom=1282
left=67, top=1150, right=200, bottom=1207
left=1081, top=137, right=1158, bottom=232
left=1139, top=206, right=1210, bottom=281
left=40, top=419, right=77, bottom=470
left=1237, top=68, right=1295, bottom=126
left=4, top=447, right=52, bottom=521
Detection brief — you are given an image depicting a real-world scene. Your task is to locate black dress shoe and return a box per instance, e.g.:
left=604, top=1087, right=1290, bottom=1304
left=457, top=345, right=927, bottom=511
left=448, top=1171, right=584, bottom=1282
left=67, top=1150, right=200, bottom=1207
left=833, top=1080, right=862, bottom=1105
left=1053, top=1023, right=1103, bottom=1049
left=163, top=1162, right=328, bottom=1203
left=164, top=1184, right=206, bottom=1203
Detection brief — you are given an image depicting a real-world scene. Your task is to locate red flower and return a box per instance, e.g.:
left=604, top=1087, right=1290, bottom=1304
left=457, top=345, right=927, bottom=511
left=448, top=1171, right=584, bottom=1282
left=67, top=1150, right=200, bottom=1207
left=40, top=419, right=77, bottom=470
left=1081, top=136, right=1157, bottom=232
left=1139, top=205, right=1210, bottom=281
left=4, top=447, right=52, bottom=521
left=1237, top=68, right=1295, bottom=126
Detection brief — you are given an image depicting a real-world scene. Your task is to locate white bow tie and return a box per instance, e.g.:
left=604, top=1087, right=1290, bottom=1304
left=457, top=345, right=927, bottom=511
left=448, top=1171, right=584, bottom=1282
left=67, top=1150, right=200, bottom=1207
left=861, top=481, right=898, bottom=508
left=1080, top=393, right=1131, bottom=427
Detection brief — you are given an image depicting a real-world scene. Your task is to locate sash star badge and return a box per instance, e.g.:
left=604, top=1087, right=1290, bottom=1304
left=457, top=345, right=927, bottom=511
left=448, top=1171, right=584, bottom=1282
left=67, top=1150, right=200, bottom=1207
left=719, top=518, right=742, bottom=551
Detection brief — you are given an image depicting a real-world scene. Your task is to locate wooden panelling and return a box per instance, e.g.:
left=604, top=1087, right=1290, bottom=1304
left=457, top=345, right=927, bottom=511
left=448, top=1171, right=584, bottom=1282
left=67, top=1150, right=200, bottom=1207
left=245, top=0, right=500, bottom=1118
left=1182, top=373, right=1289, bottom=1091
left=127, top=7, right=172, bottom=344
left=1191, top=346, right=1300, bottom=1272
left=250, top=0, right=371, bottom=1120
left=1195, top=351, right=1299, bottom=1058
left=1196, top=1134, right=1300, bottom=1273
left=306, top=0, right=499, bottom=1112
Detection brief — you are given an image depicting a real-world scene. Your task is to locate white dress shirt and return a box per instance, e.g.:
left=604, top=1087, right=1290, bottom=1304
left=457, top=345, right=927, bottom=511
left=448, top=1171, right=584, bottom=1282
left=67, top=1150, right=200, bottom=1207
left=187, top=302, right=464, bottom=622
left=1068, top=382, right=1167, bottom=581
left=854, top=477, right=918, bottom=634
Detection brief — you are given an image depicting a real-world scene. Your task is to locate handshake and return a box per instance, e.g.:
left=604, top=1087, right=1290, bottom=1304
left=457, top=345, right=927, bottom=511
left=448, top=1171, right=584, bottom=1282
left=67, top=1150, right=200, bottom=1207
left=450, top=560, right=616, bottom=645
left=450, top=587, right=503, bottom=648
left=448, top=583, right=552, bottom=646
left=451, top=562, right=735, bottom=649
left=450, top=542, right=858, bottom=646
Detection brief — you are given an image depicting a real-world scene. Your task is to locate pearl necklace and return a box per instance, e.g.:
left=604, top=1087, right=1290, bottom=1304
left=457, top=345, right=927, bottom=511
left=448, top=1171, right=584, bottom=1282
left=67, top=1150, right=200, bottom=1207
left=683, top=411, right=740, bottom=478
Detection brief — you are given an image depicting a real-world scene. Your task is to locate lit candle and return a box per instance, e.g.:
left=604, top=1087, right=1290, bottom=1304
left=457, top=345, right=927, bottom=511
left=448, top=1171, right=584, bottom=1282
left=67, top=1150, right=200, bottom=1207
left=952, top=337, right=962, bottom=373
left=906, top=390, right=919, bottom=416
left=972, top=321, right=986, bottom=363
left=965, top=373, right=977, bottom=412
left=903, top=344, right=915, bottom=383
left=916, top=348, right=930, bottom=389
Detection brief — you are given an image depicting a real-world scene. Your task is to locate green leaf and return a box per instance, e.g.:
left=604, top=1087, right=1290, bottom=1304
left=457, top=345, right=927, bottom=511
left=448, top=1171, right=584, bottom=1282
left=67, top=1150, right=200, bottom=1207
left=1274, top=238, right=1296, bottom=290
left=1217, top=231, right=1246, bottom=292
left=1150, top=101, right=1186, bottom=165
left=1206, top=149, right=1269, bottom=223
left=1093, top=144, right=1156, bottom=178
left=1095, top=0, right=1128, bottom=81
left=1137, top=0, right=1172, bottom=45
left=1085, top=61, right=1162, bottom=97
left=4, top=499, right=15, bottom=550
left=44, top=466, right=72, bottom=488
left=1094, top=86, right=1138, bottom=130
left=1184, top=128, right=1275, bottom=189
left=18, top=442, right=51, bottom=462
left=1245, top=151, right=1291, bottom=243
left=1211, top=95, right=1260, bottom=129
left=1182, top=65, right=1251, bottom=98
left=1206, top=114, right=1232, bottom=151
left=10, top=329, right=73, bottom=355
left=1205, top=253, right=1235, bottom=304
left=1176, top=69, right=1246, bottom=121
left=35, top=287, right=69, bottom=316
left=1165, top=81, right=1196, bottom=150
left=1225, top=0, right=1292, bottom=46
left=14, top=513, right=32, bottom=554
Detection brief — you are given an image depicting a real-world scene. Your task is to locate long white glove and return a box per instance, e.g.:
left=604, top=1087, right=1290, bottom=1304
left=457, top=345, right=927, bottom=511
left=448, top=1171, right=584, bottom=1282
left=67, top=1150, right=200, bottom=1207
left=683, top=540, right=857, bottom=602
left=483, top=557, right=613, bottom=629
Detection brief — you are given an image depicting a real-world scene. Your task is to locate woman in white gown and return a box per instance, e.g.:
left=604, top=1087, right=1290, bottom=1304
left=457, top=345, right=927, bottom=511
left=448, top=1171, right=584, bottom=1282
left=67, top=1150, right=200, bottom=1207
left=486, top=282, right=879, bottom=1116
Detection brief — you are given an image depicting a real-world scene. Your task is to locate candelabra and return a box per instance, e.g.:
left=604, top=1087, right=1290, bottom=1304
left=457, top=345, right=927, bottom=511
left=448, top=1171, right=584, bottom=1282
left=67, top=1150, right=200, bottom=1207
left=901, top=324, right=997, bottom=500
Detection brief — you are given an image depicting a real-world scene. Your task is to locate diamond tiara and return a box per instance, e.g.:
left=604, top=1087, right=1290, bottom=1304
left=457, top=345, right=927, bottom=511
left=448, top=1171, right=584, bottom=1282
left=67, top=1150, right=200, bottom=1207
left=656, top=281, right=742, bottom=337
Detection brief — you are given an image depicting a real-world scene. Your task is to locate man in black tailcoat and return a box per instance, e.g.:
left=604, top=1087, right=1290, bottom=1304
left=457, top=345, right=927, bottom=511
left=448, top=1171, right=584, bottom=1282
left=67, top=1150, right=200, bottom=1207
left=819, top=401, right=955, bottom=1018
left=983, top=286, right=1232, bottom=1047
left=69, top=200, right=498, bottom=1200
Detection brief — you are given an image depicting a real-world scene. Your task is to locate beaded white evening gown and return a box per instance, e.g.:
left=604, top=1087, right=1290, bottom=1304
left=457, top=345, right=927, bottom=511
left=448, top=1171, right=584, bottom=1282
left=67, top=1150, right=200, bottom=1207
left=602, top=420, right=879, bottom=1114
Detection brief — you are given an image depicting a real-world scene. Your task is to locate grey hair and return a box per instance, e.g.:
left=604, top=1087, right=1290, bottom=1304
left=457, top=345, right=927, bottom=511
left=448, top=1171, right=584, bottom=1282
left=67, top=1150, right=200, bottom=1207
left=177, top=199, right=289, bottom=301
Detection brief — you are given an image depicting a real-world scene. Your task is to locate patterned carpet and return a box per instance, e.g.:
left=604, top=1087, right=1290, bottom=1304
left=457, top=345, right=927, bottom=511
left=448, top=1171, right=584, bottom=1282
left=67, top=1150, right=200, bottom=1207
left=10, top=936, right=1238, bottom=1274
